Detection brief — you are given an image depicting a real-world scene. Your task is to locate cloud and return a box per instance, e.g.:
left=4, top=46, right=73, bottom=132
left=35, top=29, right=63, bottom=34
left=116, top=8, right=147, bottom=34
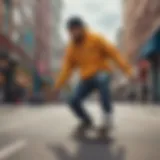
left=61, top=0, right=122, bottom=43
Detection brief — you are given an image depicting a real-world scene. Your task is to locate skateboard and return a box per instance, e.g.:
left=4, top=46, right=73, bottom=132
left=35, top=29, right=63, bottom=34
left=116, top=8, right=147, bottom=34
left=72, top=127, right=113, bottom=144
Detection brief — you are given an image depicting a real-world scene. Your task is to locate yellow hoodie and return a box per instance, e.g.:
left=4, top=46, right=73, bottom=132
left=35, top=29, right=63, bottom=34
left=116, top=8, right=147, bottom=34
left=55, top=32, right=132, bottom=89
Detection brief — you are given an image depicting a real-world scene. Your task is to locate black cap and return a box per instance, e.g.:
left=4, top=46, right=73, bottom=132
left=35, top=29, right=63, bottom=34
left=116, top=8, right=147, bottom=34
left=66, top=16, right=84, bottom=29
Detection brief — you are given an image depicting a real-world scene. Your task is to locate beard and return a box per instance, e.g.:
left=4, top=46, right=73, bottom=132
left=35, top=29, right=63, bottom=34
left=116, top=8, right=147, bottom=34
left=73, top=34, right=85, bottom=44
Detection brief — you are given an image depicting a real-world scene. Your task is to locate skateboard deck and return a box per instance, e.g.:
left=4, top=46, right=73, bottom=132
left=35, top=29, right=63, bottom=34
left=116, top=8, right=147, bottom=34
left=71, top=127, right=113, bottom=144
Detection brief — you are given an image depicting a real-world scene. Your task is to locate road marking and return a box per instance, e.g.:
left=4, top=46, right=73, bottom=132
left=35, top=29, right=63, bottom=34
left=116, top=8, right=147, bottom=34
left=0, top=140, right=27, bottom=159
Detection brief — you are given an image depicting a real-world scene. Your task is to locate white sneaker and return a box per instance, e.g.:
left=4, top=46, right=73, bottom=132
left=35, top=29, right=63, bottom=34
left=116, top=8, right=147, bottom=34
left=102, top=113, right=113, bottom=130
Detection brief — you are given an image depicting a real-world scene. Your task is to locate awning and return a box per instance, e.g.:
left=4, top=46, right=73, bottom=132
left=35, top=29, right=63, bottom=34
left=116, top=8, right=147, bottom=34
left=140, top=29, right=160, bottom=59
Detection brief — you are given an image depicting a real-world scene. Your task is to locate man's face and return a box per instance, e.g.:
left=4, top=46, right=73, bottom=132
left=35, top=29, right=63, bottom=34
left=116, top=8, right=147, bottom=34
left=68, top=27, right=84, bottom=42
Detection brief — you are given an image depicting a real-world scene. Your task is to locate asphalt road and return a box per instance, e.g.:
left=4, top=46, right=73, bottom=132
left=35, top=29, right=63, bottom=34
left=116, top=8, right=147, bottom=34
left=0, top=102, right=160, bottom=160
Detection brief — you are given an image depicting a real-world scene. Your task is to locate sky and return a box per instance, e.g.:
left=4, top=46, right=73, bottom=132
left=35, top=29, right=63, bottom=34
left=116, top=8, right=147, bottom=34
left=61, top=0, right=122, bottom=43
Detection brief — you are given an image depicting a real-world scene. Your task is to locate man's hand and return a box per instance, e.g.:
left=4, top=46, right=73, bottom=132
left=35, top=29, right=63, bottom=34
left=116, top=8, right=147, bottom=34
left=117, top=72, right=137, bottom=88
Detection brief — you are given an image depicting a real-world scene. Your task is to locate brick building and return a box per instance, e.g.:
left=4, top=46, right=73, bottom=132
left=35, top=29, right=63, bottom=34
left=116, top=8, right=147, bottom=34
left=35, top=0, right=62, bottom=76
left=123, top=0, right=160, bottom=59
left=123, top=0, right=160, bottom=102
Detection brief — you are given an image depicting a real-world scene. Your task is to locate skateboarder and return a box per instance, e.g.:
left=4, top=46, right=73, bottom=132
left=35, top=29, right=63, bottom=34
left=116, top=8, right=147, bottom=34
left=53, top=16, right=133, bottom=136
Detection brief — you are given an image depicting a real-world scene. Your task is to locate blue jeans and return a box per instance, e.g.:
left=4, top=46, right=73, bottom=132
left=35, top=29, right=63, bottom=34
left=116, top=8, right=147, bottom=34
left=69, top=72, right=112, bottom=123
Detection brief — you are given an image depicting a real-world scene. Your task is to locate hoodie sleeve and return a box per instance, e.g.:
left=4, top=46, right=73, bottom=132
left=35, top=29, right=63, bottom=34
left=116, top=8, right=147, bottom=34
left=98, top=36, right=133, bottom=77
left=54, top=47, right=75, bottom=90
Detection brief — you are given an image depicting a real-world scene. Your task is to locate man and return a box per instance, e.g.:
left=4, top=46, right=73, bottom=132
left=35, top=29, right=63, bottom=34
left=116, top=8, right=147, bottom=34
left=53, top=17, right=133, bottom=136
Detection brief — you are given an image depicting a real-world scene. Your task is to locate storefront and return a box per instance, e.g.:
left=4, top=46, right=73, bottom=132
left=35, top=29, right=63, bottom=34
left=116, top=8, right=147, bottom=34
left=140, top=29, right=160, bottom=103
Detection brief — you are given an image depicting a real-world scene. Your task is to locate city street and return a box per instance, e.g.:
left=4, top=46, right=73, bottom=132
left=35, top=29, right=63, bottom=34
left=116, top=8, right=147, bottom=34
left=0, top=102, right=160, bottom=160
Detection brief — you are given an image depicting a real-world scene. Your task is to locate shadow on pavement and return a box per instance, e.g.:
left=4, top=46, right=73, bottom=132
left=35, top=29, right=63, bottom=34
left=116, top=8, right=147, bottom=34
left=50, top=138, right=126, bottom=160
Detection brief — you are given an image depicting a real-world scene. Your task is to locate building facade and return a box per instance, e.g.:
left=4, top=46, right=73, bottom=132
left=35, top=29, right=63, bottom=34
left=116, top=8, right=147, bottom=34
left=123, top=0, right=160, bottom=59
left=0, top=0, right=35, bottom=67
left=123, top=0, right=160, bottom=101
left=11, top=0, right=35, bottom=59
left=0, top=0, right=63, bottom=74
left=0, top=0, right=63, bottom=92
left=51, top=0, right=63, bottom=75
left=35, top=0, right=63, bottom=76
